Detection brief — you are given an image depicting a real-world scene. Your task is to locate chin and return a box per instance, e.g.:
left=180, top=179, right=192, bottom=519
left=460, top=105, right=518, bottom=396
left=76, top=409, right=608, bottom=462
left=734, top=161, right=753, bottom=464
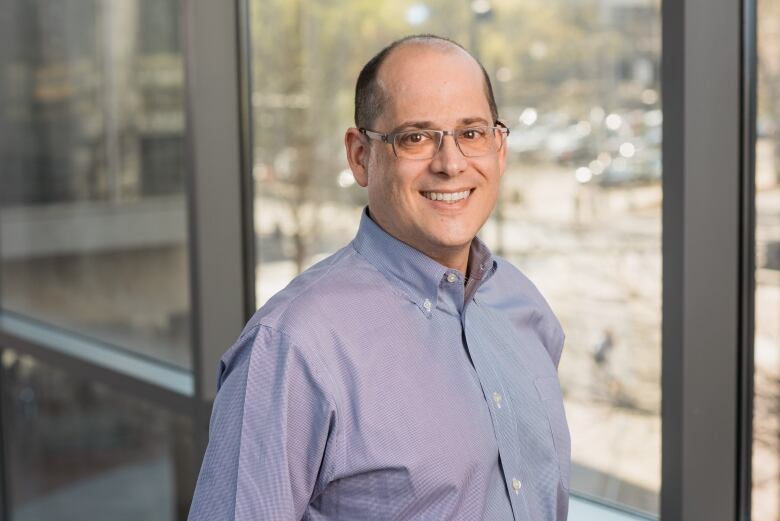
left=425, top=230, right=476, bottom=251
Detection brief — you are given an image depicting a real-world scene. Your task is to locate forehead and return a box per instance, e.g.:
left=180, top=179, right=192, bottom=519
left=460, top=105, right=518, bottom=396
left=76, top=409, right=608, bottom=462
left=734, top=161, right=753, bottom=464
left=376, top=44, right=492, bottom=126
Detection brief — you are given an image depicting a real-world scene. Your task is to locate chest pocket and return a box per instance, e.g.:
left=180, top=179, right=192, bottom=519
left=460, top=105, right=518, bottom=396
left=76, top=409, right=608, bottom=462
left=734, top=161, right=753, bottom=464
left=534, top=376, right=571, bottom=490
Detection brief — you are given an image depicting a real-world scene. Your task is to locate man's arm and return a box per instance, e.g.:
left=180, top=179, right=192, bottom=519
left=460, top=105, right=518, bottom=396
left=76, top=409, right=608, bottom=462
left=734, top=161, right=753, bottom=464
left=187, top=324, right=340, bottom=521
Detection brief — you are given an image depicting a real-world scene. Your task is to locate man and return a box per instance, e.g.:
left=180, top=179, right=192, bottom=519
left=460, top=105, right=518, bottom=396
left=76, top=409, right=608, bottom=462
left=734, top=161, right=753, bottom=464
left=188, top=34, right=569, bottom=521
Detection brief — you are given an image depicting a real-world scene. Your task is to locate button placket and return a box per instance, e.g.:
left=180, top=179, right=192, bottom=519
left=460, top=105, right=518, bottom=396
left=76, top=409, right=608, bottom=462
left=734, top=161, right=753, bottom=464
left=461, top=293, right=533, bottom=519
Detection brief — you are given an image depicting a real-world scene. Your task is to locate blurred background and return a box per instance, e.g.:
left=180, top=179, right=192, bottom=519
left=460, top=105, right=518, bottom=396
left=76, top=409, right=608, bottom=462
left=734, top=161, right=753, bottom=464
left=0, top=0, right=776, bottom=520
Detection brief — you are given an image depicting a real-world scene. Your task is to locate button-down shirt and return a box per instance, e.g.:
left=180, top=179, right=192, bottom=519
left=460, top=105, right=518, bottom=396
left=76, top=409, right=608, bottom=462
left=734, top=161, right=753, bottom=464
left=188, top=208, right=569, bottom=521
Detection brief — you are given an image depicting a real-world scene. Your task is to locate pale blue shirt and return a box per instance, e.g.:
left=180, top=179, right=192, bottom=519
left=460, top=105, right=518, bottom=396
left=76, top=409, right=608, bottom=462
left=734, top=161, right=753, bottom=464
left=188, top=208, right=569, bottom=520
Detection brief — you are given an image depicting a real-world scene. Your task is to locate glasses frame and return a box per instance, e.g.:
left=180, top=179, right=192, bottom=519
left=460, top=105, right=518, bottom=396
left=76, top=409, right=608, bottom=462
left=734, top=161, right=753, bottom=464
left=358, top=122, right=510, bottom=159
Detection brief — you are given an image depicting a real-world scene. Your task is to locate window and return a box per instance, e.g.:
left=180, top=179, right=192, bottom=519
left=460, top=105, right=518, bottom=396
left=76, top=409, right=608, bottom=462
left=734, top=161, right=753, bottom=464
left=1, top=347, right=195, bottom=520
left=248, top=0, right=661, bottom=514
left=0, top=0, right=192, bottom=369
left=0, top=1, right=758, bottom=519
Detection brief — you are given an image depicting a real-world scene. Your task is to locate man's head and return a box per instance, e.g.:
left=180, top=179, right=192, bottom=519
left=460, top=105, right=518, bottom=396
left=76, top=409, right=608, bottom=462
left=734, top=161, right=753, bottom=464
left=345, top=35, right=508, bottom=274
left=354, top=35, right=499, bottom=130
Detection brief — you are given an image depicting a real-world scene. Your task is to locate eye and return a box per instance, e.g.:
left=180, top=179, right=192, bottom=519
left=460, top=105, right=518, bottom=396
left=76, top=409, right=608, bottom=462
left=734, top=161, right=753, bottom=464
left=460, top=127, right=488, bottom=140
left=398, top=131, right=432, bottom=146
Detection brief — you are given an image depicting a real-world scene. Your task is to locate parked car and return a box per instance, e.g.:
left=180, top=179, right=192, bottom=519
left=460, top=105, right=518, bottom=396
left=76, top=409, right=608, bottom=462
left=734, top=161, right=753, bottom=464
left=585, top=147, right=661, bottom=187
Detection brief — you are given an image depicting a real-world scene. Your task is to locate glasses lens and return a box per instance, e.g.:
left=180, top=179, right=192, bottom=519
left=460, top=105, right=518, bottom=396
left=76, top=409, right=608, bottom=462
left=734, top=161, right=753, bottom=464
left=456, top=126, right=499, bottom=157
left=393, top=130, right=440, bottom=159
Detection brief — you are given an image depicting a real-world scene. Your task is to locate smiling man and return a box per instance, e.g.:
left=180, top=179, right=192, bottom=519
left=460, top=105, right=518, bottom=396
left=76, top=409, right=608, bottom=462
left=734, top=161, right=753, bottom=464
left=188, top=35, right=569, bottom=521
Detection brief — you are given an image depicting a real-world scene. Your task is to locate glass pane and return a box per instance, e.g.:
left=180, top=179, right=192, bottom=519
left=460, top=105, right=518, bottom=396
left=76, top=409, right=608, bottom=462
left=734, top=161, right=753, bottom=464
left=1, top=348, right=195, bottom=520
left=0, top=0, right=192, bottom=368
left=754, top=1, right=780, bottom=519
left=249, top=0, right=661, bottom=515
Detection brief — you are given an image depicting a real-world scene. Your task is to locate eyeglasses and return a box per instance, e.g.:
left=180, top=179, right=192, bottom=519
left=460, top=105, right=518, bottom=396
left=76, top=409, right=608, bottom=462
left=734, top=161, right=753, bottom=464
left=359, top=124, right=510, bottom=160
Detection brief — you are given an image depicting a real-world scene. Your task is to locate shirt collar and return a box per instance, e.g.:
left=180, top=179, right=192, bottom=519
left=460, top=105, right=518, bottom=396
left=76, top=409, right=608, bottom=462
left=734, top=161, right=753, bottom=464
left=351, top=207, right=497, bottom=315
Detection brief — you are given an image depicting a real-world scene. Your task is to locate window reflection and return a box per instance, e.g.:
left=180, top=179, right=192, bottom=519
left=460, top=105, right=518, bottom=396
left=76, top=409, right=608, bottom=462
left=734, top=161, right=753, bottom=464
left=2, top=348, right=195, bottom=520
left=0, top=0, right=192, bottom=368
left=249, top=0, right=661, bottom=514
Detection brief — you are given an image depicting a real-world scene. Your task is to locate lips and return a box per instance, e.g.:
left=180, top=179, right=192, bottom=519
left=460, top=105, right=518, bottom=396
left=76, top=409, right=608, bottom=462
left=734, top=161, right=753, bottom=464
left=421, top=189, right=472, bottom=202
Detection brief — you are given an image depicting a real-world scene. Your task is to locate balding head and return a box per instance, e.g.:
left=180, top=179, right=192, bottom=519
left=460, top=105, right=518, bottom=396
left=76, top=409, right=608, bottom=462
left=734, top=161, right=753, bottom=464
left=354, top=35, right=498, bottom=130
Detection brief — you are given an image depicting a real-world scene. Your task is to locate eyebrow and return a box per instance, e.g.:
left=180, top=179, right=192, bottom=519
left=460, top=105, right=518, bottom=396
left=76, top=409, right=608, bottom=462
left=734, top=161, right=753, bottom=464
left=459, top=116, right=491, bottom=126
left=390, top=116, right=492, bottom=133
left=390, top=121, right=435, bottom=132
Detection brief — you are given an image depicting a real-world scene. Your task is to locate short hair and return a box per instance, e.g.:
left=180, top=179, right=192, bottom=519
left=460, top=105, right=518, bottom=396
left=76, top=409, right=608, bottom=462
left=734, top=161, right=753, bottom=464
left=354, top=34, right=499, bottom=129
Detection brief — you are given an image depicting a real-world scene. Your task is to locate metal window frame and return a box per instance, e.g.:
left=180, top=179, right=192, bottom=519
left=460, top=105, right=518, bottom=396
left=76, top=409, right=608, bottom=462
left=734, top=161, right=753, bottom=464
left=738, top=0, right=757, bottom=519
left=0, top=312, right=194, bottom=402
left=181, top=0, right=249, bottom=466
left=661, top=0, right=756, bottom=520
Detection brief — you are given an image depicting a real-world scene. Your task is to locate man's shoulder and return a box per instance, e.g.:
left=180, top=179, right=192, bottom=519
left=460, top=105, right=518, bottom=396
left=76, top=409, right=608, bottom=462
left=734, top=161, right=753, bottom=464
left=490, top=256, right=548, bottom=306
left=240, top=242, right=392, bottom=342
left=488, top=255, right=566, bottom=367
left=218, top=243, right=384, bottom=380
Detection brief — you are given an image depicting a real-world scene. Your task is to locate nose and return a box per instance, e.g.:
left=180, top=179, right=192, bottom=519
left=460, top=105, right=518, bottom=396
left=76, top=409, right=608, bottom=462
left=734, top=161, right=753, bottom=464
left=429, top=133, right=467, bottom=177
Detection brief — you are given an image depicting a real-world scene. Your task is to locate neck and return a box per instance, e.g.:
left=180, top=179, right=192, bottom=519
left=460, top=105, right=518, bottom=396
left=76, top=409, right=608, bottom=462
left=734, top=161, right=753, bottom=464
left=365, top=208, right=472, bottom=274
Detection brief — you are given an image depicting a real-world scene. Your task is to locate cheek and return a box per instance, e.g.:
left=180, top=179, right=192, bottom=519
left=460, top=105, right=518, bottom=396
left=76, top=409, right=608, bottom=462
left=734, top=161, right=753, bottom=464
left=473, top=161, right=501, bottom=195
left=374, top=164, right=418, bottom=201
left=475, top=164, right=501, bottom=210
left=366, top=160, right=409, bottom=213
left=366, top=155, right=392, bottom=193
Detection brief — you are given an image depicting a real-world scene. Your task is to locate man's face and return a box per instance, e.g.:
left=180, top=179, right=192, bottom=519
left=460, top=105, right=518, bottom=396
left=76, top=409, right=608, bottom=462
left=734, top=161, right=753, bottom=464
left=349, top=44, right=506, bottom=270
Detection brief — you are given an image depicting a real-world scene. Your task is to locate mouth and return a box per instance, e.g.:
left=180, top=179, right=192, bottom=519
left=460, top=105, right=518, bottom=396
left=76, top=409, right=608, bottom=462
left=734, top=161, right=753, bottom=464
left=420, top=189, right=473, bottom=203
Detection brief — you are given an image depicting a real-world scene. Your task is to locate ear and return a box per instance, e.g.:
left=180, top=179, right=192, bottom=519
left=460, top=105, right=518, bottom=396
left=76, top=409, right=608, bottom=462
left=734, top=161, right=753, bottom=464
left=345, top=128, right=370, bottom=187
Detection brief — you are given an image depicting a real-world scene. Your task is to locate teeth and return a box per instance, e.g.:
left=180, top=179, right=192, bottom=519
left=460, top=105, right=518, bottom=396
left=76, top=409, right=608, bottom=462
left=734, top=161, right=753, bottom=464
left=424, top=190, right=471, bottom=203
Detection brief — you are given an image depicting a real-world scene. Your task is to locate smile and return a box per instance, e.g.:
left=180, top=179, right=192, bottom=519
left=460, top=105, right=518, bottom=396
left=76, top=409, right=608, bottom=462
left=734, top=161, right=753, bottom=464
left=422, top=189, right=472, bottom=203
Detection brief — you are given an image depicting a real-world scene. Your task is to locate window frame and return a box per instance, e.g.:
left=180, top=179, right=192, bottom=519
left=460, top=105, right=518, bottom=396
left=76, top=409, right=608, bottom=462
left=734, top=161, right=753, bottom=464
left=661, top=0, right=756, bottom=519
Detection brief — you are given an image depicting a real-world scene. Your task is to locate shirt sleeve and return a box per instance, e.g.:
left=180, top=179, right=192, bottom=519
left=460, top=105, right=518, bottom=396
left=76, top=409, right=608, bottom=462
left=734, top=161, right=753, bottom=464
left=501, top=259, right=567, bottom=370
left=187, top=324, right=340, bottom=521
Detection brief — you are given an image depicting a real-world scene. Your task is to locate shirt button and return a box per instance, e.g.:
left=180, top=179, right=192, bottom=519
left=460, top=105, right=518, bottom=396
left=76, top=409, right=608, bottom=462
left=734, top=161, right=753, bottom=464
left=512, top=478, right=522, bottom=493
left=423, top=299, right=432, bottom=311
left=446, top=272, right=457, bottom=283
left=492, top=391, right=502, bottom=408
